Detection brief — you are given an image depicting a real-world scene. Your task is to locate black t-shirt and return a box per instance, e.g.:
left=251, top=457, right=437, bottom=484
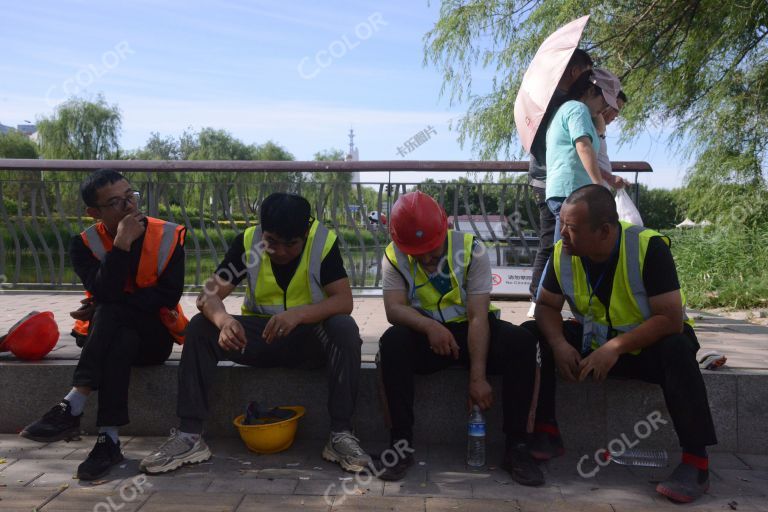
left=215, top=232, right=347, bottom=290
left=541, top=228, right=680, bottom=307
left=529, top=88, right=568, bottom=181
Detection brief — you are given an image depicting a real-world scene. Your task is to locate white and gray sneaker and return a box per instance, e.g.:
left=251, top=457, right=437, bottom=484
left=139, top=429, right=212, bottom=474
left=321, top=431, right=372, bottom=473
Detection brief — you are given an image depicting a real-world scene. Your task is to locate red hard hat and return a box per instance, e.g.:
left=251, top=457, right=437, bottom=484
left=389, top=191, right=448, bottom=255
left=0, top=311, right=59, bottom=361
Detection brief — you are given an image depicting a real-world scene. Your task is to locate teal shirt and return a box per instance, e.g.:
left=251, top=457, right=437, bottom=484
left=545, top=100, right=600, bottom=200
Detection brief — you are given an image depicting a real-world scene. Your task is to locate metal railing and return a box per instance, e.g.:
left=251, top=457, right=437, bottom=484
left=0, top=159, right=651, bottom=290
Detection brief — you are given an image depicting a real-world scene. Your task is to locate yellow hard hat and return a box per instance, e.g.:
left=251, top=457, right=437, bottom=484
left=233, top=406, right=305, bottom=454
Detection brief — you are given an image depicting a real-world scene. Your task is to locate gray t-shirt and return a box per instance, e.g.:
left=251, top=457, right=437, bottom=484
left=381, top=240, right=492, bottom=295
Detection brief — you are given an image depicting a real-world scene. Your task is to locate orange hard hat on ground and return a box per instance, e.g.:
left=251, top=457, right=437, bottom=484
left=0, top=311, right=59, bottom=361
left=389, top=191, right=448, bottom=255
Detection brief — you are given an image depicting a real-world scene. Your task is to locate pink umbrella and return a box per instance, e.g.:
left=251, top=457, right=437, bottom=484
left=514, top=15, right=590, bottom=153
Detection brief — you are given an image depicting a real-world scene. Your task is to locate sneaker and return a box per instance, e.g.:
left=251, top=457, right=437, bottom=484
left=527, top=302, right=537, bottom=318
left=20, top=400, right=81, bottom=443
left=77, top=433, right=124, bottom=480
left=656, top=462, right=709, bottom=503
left=139, top=429, right=212, bottom=474
left=321, top=431, right=372, bottom=473
left=373, top=450, right=415, bottom=481
left=528, top=431, right=565, bottom=461
left=502, top=443, right=545, bottom=486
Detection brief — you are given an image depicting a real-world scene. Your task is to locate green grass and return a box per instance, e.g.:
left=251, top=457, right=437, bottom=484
left=667, top=226, right=768, bottom=309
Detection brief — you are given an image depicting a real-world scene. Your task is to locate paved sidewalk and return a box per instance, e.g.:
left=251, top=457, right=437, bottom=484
left=1, top=434, right=767, bottom=511
left=1, top=292, right=767, bottom=368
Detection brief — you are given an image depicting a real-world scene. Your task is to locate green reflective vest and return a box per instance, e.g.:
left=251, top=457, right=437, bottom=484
left=241, top=219, right=336, bottom=316
left=553, top=221, right=693, bottom=353
left=385, top=230, right=499, bottom=323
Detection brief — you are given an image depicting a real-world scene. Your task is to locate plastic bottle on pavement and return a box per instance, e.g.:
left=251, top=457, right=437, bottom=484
left=466, top=405, right=486, bottom=467
left=608, top=448, right=668, bottom=467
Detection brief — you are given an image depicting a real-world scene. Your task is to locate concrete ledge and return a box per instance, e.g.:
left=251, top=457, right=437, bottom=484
left=1, top=361, right=763, bottom=453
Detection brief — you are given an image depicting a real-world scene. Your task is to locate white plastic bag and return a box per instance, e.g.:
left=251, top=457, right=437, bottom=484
left=616, top=188, right=643, bottom=226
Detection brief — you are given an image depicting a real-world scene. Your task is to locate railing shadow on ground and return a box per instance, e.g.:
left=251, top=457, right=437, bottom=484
left=0, top=159, right=651, bottom=290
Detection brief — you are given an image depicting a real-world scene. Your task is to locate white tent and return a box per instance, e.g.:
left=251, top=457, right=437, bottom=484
left=676, top=218, right=698, bottom=228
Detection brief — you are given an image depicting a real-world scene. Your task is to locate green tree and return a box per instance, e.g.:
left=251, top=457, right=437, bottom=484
left=180, top=127, right=255, bottom=161
left=312, top=148, right=351, bottom=184
left=0, top=131, right=40, bottom=203
left=424, top=1, right=767, bottom=223
left=128, top=132, right=180, bottom=160
left=0, top=130, right=39, bottom=159
left=36, top=95, right=121, bottom=159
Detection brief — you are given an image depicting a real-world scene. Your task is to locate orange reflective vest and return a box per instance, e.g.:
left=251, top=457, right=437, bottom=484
left=71, top=217, right=189, bottom=344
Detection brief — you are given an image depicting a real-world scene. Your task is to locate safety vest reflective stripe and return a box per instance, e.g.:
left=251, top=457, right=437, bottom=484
left=449, top=230, right=468, bottom=307
left=242, top=228, right=264, bottom=314
left=83, top=226, right=107, bottom=261
left=623, top=225, right=651, bottom=319
left=308, top=223, right=329, bottom=303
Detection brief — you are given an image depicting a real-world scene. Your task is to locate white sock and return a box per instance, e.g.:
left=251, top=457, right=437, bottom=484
left=98, top=426, right=119, bottom=444
left=64, top=389, right=88, bottom=416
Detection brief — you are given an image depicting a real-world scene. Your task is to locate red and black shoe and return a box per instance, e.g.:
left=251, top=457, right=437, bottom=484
left=656, top=461, right=710, bottom=503
left=528, top=425, right=565, bottom=461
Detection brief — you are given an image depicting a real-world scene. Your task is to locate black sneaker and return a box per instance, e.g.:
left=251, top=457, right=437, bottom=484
left=373, top=451, right=415, bottom=481
left=77, top=433, right=124, bottom=481
left=656, top=462, right=709, bottom=503
left=502, top=443, right=545, bottom=487
left=528, top=431, right=565, bottom=461
left=20, top=400, right=81, bottom=443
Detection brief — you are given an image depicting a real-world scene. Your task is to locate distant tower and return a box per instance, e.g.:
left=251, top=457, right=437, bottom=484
left=345, top=128, right=360, bottom=183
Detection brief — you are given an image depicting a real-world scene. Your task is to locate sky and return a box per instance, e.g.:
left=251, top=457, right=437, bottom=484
left=0, top=0, right=690, bottom=189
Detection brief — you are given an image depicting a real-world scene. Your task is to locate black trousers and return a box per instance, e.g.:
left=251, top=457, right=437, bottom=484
left=522, top=320, right=718, bottom=448
left=177, top=313, right=362, bottom=434
left=72, top=303, right=174, bottom=427
left=529, top=186, right=556, bottom=301
left=378, top=314, right=540, bottom=446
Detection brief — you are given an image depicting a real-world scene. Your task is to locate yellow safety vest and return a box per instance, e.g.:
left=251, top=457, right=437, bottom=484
left=553, top=221, right=693, bottom=353
left=241, top=219, right=336, bottom=316
left=385, top=230, right=499, bottom=323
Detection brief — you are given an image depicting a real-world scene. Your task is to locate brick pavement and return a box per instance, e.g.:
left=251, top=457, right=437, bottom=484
left=1, top=292, right=766, bottom=369
left=1, top=434, right=766, bottom=511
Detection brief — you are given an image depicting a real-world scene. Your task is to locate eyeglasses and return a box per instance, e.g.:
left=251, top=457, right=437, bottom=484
left=97, top=191, right=140, bottom=210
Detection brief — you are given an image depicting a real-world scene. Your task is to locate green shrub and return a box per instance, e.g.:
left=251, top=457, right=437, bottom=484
left=668, top=226, right=768, bottom=309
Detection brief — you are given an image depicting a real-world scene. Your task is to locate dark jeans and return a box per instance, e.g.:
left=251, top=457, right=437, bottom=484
left=529, top=186, right=556, bottom=301
left=521, top=320, right=718, bottom=448
left=378, top=314, right=540, bottom=446
left=177, top=313, right=362, bottom=434
left=72, top=303, right=174, bottom=427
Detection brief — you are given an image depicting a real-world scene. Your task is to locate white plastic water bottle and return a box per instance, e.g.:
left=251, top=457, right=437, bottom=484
left=466, top=405, right=486, bottom=467
left=608, top=448, right=668, bottom=467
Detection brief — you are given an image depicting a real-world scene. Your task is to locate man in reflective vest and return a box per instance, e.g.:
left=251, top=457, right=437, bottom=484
left=20, top=169, right=186, bottom=481
left=140, top=192, right=371, bottom=474
left=523, top=184, right=716, bottom=503
left=377, top=191, right=543, bottom=486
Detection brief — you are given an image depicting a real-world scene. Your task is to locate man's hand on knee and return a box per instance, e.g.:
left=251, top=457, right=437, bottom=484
left=427, top=322, right=460, bottom=359
left=218, top=316, right=246, bottom=352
